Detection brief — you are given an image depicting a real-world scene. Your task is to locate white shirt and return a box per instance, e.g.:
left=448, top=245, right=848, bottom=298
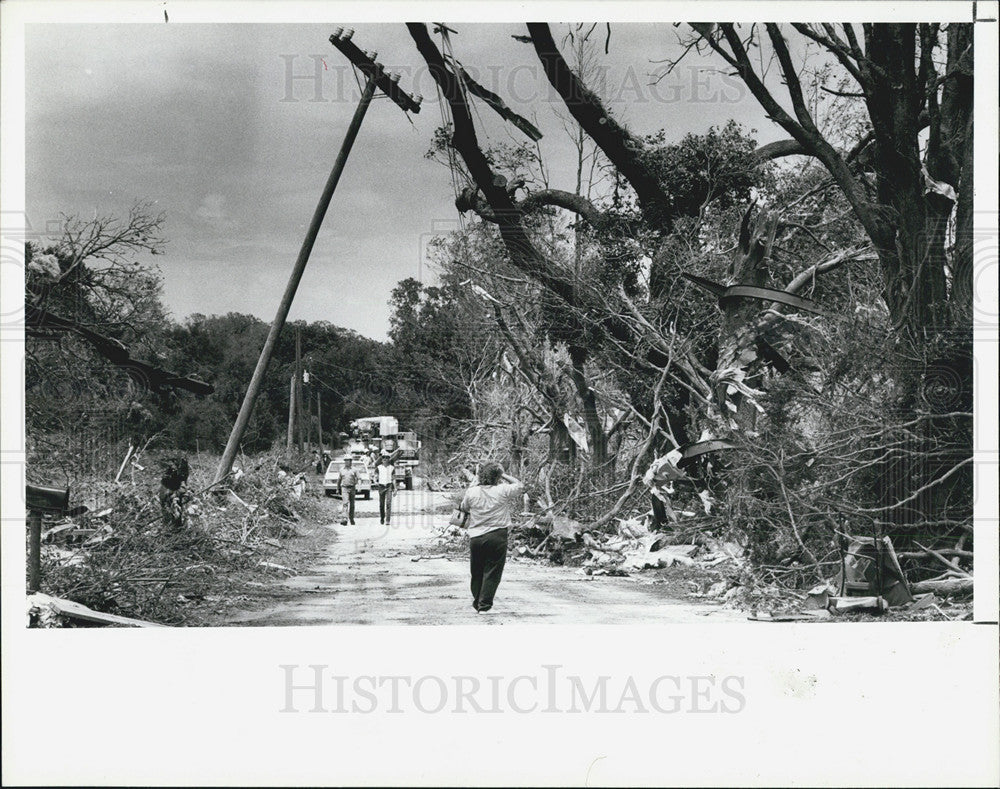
left=376, top=463, right=394, bottom=486
left=460, top=481, right=524, bottom=538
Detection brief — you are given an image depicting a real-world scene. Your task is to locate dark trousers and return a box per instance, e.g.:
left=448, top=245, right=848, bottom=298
left=470, top=528, right=508, bottom=611
left=341, top=486, right=356, bottom=523
left=378, top=484, right=393, bottom=523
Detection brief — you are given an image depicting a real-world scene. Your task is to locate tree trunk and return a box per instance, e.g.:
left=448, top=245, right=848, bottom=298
left=568, top=344, right=607, bottom=465
left=910, top=577, right=973, bottom=596
left=864, top=24, right=951, bottom=337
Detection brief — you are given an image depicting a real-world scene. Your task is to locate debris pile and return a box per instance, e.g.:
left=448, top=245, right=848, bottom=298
left=31, top=450, right=330, bottom=626
left=501, top=512, right=973, bottom=620
left=500, top=512, right=749, bottom=581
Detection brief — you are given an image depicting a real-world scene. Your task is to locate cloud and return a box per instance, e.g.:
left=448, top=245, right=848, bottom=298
left=194, top=193, right=236, bottom=230
left=26, top=22, right=778, bottom=342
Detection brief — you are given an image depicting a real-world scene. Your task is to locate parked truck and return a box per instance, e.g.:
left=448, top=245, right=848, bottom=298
left=379, top=430, right=420, bottom=489
left=347, top=416, right=421, bottom=489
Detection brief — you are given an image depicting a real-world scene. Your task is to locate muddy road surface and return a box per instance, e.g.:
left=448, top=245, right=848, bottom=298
left=223, top=488, right=743, bottom=625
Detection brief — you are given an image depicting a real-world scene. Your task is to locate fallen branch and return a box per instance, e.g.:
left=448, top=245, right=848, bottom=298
left=897, top=548, right=974, bottom=560
left=914, top=541, right=971, bottom=578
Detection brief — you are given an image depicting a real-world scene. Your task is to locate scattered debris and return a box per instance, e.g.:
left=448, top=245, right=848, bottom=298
left=27, top=593, right=166, bottom=628
left=549, top=515, right=583, bottom=541
left=259, top=561, right=293, bottom=573
left=904, top=593, right=941, bottom=611
left=748, top=610, right=831, bottom=622
left=830, top=595, right=888, bottom=613
left=31, top=449, right=333, bottom=625
left=803, top=583, right=834, bottom=610
left=836, top=535, right=913, bottom=606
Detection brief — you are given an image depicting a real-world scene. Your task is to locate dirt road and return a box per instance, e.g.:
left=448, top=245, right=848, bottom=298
left=224, top=488, right=743, bottom=625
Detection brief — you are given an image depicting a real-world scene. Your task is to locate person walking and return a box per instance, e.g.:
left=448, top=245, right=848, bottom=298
left=458, top=462, right=523, bottom=614
left=375, top=451, right=396, bottom=526
left=339, top=456, right=358, bottom=525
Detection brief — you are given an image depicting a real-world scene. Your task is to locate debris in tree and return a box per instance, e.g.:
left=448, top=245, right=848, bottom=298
left=680, top=273, right=830, bottom=317
left=450, top=62, right=543, bottom=142
left=678, top=438, right=736, bottom=461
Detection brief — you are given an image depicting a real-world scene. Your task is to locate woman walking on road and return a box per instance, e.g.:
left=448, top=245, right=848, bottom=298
left=458, top=463, right=523, bottom=614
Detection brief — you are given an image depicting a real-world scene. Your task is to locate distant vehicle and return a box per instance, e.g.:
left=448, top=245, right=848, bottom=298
left=323, top=456, right=372, bottom=499
left=349, top=416, right=398, bottom=440
left=346, top=416, right=421, bottom=490
left=383, top=431, right=420, bottom=490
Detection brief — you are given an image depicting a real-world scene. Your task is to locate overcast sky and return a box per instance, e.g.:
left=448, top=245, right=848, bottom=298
left=26, top=22, right=779, bottom=341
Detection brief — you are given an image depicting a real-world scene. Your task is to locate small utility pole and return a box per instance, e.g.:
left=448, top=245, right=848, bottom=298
left=305, top=369, right=314, bottom=450
left=286, top=373, right=296, bottom=457
left=213, top=29, right=421, bottom=484
left=294, top=328, right=305, bottom=452
left=317, top=391, right=324, bottom=454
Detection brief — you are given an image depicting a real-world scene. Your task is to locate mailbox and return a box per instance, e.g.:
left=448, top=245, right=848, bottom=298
left=26, top=484, right=70, bottom=513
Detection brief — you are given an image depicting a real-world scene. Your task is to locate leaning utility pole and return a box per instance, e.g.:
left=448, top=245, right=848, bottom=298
left=213, top=29, right=421, bottom=484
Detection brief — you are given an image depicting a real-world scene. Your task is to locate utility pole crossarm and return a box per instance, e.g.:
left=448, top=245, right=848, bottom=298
left=329, top=28, right=422, bottom=113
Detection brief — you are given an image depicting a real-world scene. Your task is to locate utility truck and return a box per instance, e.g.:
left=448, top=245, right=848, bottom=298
left=347, top=416, right=421, bottom=489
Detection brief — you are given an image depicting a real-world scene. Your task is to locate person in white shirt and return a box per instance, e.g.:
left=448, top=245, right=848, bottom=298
left=375, top=451, right=396, bottom=525
left=458, top=462, right=523, bottom=613
left=338, top=457, right=359, bottom=525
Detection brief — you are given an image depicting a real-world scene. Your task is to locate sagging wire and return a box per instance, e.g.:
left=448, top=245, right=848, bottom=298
left=435, top=22, right=479, bottom=233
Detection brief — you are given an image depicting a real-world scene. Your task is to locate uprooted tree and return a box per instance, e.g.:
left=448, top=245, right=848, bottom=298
left=405, top=22, right=974, bottom=586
